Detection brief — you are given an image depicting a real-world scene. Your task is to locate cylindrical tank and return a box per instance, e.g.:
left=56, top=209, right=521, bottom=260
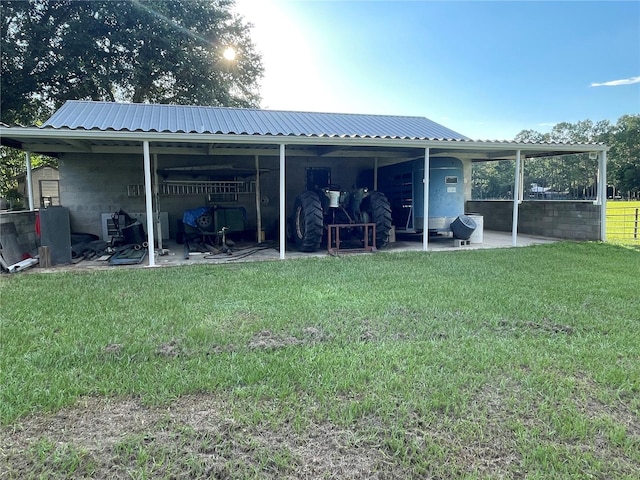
left=450, top=215, right=477, bottom=240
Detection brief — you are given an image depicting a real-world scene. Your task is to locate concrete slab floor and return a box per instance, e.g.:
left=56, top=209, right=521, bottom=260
left=26, top=230, right=559, bottom=273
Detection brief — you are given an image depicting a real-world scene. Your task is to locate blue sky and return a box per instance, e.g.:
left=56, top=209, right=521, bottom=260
left=234, top=0, right=639, bottom=140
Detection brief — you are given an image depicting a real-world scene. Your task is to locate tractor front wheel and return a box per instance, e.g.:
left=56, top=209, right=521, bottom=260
left=293, top=191, right=324, bottom=252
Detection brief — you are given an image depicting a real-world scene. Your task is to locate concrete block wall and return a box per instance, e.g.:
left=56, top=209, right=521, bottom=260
left=59, top=154, right=147, bottom=237
left=466, top=200, right=602, bottom=240
left=0, top=210, right=38, bottom=255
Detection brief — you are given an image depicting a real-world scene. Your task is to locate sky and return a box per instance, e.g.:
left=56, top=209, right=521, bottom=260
left=233, top=0, right=640, bottom=140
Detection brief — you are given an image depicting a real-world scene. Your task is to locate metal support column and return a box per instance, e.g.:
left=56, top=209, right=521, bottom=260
left=373, top=157, right=378, bottom=190
left=25, top=152, right=34, bottom=211
left=512, top=150, right=522, bottom=247
left=518, top=153, right=525, bottom=203
left=597, top=150, right=607, bottom=241
left=255, top=155, right=263, bottom=243
left=143, top=141, right=156, bottom=266
left=152, top=153, right=162, bottom=250
left=279, top=144, right=286, bottom=259
left=422, top=147, right=430, bottom=251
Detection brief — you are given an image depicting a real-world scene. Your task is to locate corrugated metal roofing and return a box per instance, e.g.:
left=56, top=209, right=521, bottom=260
left=42, top=100, right=471, bottom=141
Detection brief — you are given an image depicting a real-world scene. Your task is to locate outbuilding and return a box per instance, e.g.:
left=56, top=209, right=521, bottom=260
left=0, top=100, right=608, bottom=266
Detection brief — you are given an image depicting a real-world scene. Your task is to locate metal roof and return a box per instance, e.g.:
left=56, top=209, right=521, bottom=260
left=43, top=100, right=471, bottom=141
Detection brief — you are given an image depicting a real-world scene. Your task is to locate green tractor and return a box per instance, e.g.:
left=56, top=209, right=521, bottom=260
left=290, top=185, right=393, bottom=252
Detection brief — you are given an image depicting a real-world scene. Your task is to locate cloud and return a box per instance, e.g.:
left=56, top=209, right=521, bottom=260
left=590, top=76, right=640, bottom=87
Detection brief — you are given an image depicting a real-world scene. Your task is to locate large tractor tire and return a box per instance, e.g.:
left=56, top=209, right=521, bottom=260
left=293, top=191, right=324, bottom=252
left=362, top=191, right=393, bottom=249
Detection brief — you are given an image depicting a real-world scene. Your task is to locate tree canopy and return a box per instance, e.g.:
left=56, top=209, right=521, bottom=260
left=473, top=116, right=640, bottom=200
left=1, top=0, right=263, bottom=198
left=1, top=0, right=263, bottom=125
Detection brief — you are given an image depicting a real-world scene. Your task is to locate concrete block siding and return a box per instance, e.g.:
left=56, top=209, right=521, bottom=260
left=0, top=210, right=38, bottom=255
left=59, top=154, right=146, bottom=237
left=466, top=200, right=601, bottom=240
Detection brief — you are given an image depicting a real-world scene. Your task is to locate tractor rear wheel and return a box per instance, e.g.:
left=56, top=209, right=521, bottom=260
left=293, top=191, right=324, bottom=252
left=362, top=191, right=393, bottom=248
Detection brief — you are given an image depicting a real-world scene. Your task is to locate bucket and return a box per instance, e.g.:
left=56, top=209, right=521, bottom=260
left=467, top=214, right=484, bottom=243
left=450, top=215, right=476, bottom=240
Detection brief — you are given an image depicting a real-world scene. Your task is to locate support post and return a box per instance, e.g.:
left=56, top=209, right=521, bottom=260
left=143, top=141, right=156, bottom=266
left=152, top=153, right=162, bottom=250
left=512, top=150, right=522, bottom=247
left=597, top=150, right=607, bottom=241
left=255, top=155, right=263, bottom=243
left=423, top=148, right=430, bottom=251
left=373, top=157, right=378, bottom=190
left=518, top=153, right=525, bottom=202
left=25, top=152, right=34, bottom=211
left=279, top=144, right=286, bottom=259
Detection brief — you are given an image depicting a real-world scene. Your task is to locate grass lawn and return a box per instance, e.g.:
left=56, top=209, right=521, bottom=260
left=1, top=241, right=639, bottom=479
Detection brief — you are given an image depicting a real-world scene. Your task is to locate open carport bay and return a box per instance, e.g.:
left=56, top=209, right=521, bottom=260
left=31, top=229, right=558, bottom=272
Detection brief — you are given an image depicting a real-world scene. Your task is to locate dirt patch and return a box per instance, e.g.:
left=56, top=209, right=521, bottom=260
left=491, top=318, right=575, bottom=336
left=103, top=343, right=123, bottom=354
left=156, top=339, right=182, bottom=357
left=358, top=320, right=377, bottom=342
left=247, top=330, right=301, bottom=350
left=247, top=327, right=329, bottom=350
left=1, top=394, right=403, bottom=479
left=205, top=327, right=329, bottom=355
left=524, top=319, right=574, bottom=335
left=300, top=326, right=329, bottom=342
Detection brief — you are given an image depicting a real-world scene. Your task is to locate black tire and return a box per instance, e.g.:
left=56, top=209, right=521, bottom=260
left=293, top=191, right=324, bottom=252
left=362, top=191, right=393, bottom=248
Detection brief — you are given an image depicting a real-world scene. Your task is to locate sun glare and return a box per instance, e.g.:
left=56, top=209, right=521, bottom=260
left=223, top=47, right=236, bottom=61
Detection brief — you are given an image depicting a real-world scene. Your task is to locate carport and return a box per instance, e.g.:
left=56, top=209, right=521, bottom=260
left=0, top=101, right=609, bottom=267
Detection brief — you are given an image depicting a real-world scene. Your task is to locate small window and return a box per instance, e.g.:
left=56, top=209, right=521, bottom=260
left=445, top=176, right=458, bottom=185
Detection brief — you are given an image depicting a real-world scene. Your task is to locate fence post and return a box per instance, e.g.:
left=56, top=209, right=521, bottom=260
left=635, top=208, right=638, bottom=240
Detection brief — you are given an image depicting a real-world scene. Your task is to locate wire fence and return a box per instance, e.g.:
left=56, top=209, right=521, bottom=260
left=607, top=202, right=640, bottom=245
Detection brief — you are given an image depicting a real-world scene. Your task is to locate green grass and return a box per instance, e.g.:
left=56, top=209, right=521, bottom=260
left=1, top=242, right=639, bottom=478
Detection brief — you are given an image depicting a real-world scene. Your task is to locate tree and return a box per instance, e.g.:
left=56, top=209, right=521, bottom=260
left=1, top=0, right=263, bottom=198
left=606, top=115, right=640, bottom=199
left=473, top=117, right=639, bottom=200
left=1, top=0, right=263, bottom=124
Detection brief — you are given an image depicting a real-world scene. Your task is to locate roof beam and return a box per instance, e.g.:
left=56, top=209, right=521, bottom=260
left=21, top=143, right=91, bottom=153
left=62, top=139, right=92, bottom=152
left=317, top=145, right=349, bottom=156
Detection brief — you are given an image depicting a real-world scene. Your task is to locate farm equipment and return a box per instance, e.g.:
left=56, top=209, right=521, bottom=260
left=180, top=206, right=243, bottom=258
left=290, top=185, right=392, bottom=252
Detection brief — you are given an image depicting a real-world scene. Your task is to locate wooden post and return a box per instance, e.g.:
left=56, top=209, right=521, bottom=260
left=38, top=246, right=51, bottom=268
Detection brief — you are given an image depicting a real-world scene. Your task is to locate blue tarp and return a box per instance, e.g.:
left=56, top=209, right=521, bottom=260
left=182, top=207, right=210, bottom=228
